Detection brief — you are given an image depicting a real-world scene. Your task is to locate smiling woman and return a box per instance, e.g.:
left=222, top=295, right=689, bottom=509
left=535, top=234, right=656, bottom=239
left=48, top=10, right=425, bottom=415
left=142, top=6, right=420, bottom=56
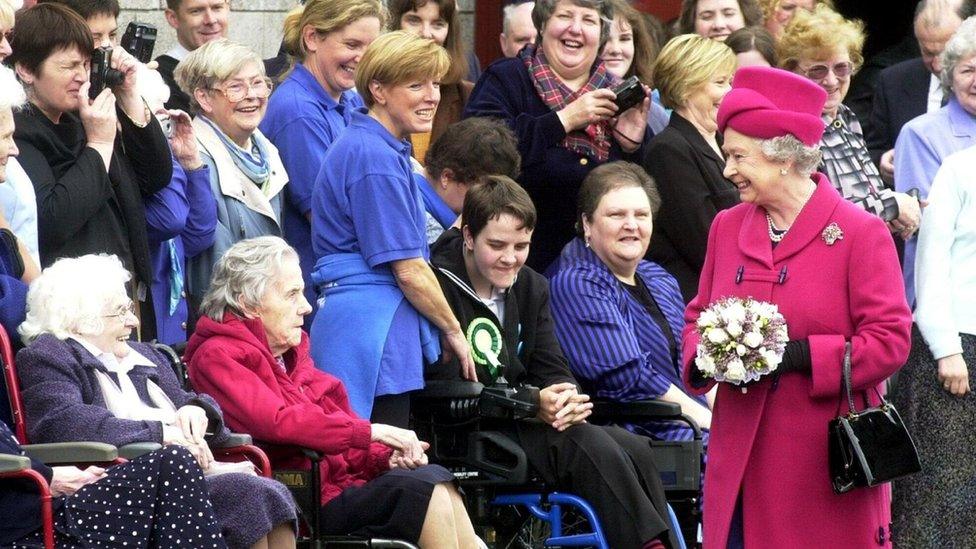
left=261, top=0, right=386, bottom=330
left=174, top=38, right=290, bottom=315
left=678, top=0, right=763, bottom=42
left=309, top=31, right=475, bottom=427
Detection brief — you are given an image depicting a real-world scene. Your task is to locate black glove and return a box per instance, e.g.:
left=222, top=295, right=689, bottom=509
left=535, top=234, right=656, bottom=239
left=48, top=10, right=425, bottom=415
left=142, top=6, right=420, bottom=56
left=778, top=339, right=811, bottom=374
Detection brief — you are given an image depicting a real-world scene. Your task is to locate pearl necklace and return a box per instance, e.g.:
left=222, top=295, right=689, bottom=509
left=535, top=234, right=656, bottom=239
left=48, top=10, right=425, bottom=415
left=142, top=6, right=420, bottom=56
left=766, top=214, right=786, bottom=242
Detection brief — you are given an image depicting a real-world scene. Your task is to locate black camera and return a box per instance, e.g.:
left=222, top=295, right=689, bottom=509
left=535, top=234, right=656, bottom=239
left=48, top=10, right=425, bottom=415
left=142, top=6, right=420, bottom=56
left=121, top=22, right=157, bottom=64
left=89, top=46, right=125, bottom=99
left=612, top=75, right=645, bottom=112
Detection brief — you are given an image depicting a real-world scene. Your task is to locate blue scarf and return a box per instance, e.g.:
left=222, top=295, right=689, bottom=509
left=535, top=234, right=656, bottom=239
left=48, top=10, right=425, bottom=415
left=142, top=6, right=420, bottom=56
left=198, top=115, right=272, bottom=192
left=415, top=173, right=456, bottom=230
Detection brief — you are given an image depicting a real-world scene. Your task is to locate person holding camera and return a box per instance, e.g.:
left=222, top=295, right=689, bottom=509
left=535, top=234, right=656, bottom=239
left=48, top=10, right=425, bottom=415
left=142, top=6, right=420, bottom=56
left=463, top=0, right=650, bottom=273
left=10, top=3, right=172, bottom=341
left=641, top=34, right=739, bottom=303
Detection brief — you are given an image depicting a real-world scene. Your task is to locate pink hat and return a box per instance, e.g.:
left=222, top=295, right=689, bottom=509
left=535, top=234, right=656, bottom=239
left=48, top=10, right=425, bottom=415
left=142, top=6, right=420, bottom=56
left=717, top=66, right=828, bottom=146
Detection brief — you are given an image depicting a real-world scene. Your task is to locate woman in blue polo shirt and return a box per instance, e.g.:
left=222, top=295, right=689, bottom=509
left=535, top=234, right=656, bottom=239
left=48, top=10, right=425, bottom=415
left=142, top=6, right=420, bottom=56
left=310, top=31, right=475, bottom=426
left=261, top=0, right=385, bottom=329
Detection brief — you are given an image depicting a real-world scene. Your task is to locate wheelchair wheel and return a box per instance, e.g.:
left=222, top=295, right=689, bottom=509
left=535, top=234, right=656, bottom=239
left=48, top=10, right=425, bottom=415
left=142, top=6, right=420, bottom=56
left=491, top=505, right=593, bottom=549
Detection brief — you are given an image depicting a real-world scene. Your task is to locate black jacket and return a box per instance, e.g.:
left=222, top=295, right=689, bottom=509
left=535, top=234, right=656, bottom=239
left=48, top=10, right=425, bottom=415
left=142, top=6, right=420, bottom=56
left=14, top=106, right=172, bottom=339
left=864, top=57, right=930, bottom=166
left=642, top=112, right=739, bottom=302
left=428, top=228, right=578, bottom=391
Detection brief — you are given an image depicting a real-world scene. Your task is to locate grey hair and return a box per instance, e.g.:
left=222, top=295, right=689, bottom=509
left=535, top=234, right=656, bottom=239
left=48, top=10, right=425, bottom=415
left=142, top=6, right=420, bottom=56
left=503, top=0, right=535, bottom=34
left=758, top=134, right=823, bottom=176
left=915, top=0, right=966, bottom=27
left=19, top=254, right=131, bottom=344
left=199, top=236, right=299, bottom=321
left=174, top=38, right=265, bottom=114
left=0, top=66, right=26, bottom=111
left=532, top=0, right=614, bottom=52
left=941, top=16, right=976, bottom=92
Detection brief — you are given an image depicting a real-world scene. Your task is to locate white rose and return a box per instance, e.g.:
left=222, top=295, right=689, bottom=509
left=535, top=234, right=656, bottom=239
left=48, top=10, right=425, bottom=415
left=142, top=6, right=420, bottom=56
left=754, top=301, right=778, bottom=319
left=725, top=358, right=747, bottom=382
left=726, top=321, right=743, bottom=338
left=706, top=328, right=729, bottom=344
left=697, top=310, right=719, bottom=328
left=736, top=344, right=747, bottom=356
left=743, top=331, right=763, bottom=349
left=721, top=302, right=747, bottom=324
left=760, top=349, right=783, bottom=369
left=695, top=354, right=717, bottom=375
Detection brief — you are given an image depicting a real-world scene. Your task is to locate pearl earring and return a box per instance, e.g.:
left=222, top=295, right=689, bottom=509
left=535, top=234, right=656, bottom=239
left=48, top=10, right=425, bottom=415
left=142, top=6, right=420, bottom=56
left=780, top=168, right=788, bottom=176
left=584, top=236, right=591, bottom=248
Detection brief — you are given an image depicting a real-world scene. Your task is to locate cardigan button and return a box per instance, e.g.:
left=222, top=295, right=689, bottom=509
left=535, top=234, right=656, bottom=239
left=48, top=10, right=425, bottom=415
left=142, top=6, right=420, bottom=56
left=579, top=158, right=588, bottom=166
left=181, top=322, right=187, bottom=330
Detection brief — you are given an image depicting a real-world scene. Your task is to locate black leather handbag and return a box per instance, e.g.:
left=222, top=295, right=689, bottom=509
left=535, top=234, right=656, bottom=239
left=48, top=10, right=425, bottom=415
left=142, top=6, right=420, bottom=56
left=828, top=342, right=922, bottom=494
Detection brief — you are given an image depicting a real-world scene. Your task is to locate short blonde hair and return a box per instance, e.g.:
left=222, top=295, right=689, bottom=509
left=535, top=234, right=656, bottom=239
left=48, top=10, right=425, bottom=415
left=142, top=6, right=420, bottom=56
left=0, top=0, right=13, bottom=30
left=653, top=34, right=736, bottom=109
left=282, top=0, right=387, bottom=61
left=174, top=38, right=265, bottom=113
left=20, top=254, right=131, bottom=344
left=0, top=65, right=26, bottom=110
left=777, top=4, right=864, bottom=73
left=756, top=0, right=833, bottom=23
left=355, top=30, right=450, bottom=109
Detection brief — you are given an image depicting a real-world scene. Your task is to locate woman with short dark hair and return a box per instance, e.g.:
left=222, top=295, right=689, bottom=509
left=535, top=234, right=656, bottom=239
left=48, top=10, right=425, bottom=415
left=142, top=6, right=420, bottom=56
left=678, top=0, right=764, bottom=41
left=550, top=161, right=714, bottom=441
left=10, top=3, right=171, bottom=340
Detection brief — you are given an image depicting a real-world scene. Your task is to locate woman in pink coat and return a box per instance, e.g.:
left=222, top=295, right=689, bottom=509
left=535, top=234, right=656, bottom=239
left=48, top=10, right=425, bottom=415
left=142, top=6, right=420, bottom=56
left=681, top=66, right=912, bottom=548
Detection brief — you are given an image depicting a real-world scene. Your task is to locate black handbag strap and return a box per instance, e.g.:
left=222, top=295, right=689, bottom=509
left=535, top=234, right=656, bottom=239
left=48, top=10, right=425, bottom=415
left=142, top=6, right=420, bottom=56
left=842, top=341, right=856, bottom=415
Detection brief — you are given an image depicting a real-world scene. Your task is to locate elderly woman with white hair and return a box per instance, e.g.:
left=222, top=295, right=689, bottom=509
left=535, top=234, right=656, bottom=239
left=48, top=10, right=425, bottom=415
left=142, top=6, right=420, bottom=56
left=16, top=254, right=299, bottom=549
left=184, top=236, right=480, bottom=548
left=174, top=38, right=288, bottom=311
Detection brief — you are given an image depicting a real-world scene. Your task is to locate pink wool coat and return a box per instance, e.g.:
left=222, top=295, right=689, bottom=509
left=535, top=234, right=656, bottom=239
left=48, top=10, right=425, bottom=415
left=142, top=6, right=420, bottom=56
left=682, top=173, right=912, bottom=548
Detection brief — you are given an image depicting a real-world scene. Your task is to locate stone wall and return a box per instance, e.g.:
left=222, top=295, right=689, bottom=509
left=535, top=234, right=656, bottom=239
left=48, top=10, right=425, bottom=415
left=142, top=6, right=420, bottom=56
left=119, top=0, right=476, bottom=60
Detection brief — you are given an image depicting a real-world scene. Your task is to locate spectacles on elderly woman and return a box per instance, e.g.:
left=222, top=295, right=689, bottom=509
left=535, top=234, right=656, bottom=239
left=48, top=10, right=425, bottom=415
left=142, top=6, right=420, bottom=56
left=210, top=78, right=274, bottom=103
left=104, top=301, right=136, bottom=320
left=802, top=62, right=853, bottom=81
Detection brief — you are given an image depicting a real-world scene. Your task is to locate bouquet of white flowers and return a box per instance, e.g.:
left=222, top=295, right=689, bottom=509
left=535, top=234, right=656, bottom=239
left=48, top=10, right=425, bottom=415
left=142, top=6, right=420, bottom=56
left=694, top=297, right=788, bottom=385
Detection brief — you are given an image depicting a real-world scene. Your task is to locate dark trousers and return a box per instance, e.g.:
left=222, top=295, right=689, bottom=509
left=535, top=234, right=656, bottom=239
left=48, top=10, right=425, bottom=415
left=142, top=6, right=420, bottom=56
left=512, top=421, right=675, bottom=548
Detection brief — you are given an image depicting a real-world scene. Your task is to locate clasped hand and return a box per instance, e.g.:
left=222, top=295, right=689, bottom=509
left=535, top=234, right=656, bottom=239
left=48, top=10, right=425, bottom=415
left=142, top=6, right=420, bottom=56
left=537, top=382, right=593, bottom=431
left=371, top=424, right=430, bottom=470
left=50, top=465, right=107, bottom=497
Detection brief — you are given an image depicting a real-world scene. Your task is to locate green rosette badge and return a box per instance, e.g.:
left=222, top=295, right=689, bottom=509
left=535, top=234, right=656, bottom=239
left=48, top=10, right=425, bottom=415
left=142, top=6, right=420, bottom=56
left=466, top=317, right=503, bottom=381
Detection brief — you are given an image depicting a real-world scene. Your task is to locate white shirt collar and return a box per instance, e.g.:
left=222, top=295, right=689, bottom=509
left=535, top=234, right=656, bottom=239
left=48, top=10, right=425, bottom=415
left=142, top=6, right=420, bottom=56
left=927, top=73, right=944, bottom=114
left=165, top=43, right=191, bottom=62
left=71, top=337, right=156, bottom=374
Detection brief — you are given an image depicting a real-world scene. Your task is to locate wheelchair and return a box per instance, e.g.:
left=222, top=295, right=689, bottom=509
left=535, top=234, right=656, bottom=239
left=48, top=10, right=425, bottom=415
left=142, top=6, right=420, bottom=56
left=410, top=375, right=703, bottom=549
left=153, top=342, right=420, bottom=549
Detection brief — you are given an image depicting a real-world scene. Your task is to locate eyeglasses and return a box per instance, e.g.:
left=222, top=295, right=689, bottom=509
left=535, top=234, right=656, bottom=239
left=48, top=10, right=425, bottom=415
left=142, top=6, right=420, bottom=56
left=802, top=62, right=854, bottom=81
left=211, top=78, right=273, bottom=103
left=104, top=301, right=136, bottom=320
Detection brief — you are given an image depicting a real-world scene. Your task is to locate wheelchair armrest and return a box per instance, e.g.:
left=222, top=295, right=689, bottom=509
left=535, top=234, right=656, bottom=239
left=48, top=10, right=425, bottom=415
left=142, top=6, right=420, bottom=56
left=23, top=442, right=119, bottom=464
left=0, top=454, right=30, bottom=472
left=416, top=380, right=485, bottom=400
left=212, top=432, right=252, bottom=448
left=117, top=442, right=163, bottom=460
left=591, top=399, right=682, bottom=420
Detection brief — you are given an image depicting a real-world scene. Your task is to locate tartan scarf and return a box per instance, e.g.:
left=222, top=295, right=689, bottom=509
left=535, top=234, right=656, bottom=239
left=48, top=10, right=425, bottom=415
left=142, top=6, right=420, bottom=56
left=521, top=43, right=615, bottom=162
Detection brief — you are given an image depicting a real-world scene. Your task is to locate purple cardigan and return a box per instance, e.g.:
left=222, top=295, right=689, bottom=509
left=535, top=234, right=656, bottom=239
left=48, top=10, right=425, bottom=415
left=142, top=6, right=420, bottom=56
left=17, top=335, right=228, bottom=447
left=145, top=158, right=217, bottom=344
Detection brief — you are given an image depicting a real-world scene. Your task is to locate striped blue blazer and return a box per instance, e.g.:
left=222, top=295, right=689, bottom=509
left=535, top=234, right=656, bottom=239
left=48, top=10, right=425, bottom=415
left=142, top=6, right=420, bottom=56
left=550, top=238, right=706, bottom=441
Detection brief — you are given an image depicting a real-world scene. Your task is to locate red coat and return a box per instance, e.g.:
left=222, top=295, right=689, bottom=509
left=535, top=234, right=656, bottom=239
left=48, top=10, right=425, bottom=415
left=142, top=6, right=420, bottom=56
left=682, top=174, right=912, bottom=548
left=185, top=313, right=393, bottom=505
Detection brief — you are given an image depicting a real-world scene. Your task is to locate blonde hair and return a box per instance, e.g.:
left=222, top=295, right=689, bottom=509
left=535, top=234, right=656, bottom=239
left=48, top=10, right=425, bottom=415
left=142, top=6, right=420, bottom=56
left=281, top=0, right=387, bottom=61
left=355, top=30, right=450, bottom=109
left=776, top=4, right=864, bottom=72
left=174, top=38, right=265, bottom=113
left=0, top=65, right=25, bottom=110
left=756, top=0, right=833, bottom=23
left=653, top=34, right=736, bottom=109
left=0, top=0, right=13, bottom=30
left=20, top=254, right=131, bottom=344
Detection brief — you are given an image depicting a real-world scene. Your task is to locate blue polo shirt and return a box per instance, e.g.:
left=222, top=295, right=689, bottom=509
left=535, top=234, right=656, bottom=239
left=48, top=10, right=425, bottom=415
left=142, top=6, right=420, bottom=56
left=260, top=64, right=364, bottom=324
left=312, top=110, right=427, bottom=266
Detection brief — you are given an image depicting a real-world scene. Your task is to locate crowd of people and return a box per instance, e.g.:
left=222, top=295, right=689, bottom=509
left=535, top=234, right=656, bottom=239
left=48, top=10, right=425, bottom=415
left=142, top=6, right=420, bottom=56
left=0, top=0, right=972, bottom=546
